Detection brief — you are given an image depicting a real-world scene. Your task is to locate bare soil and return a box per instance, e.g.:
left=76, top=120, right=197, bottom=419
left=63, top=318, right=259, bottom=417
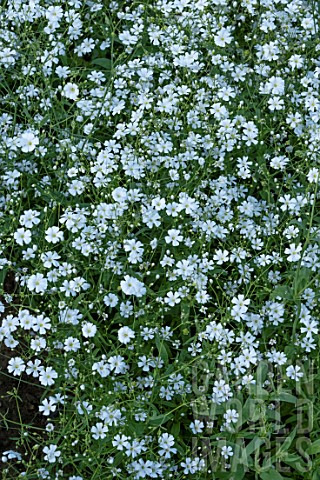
left=0, top=271, right=47, bottom=475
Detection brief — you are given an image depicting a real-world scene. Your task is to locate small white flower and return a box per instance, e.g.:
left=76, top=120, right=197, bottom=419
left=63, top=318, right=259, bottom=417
left=213, top=249, right=229, bottom=265
left=19, top=132, right=39, bottom=152
left=120, top=275, right=146, bottom=298
left=223, top=409, right=239, bottom=424
left=26, top=359, right=42, bottom=377
left=221, top=445, right=234, bottom=459
left=14, top=228, right=32, bottom=246
left=284, top=243, right=302, bottom=262
left=45, top=226, right=64, bottom=244
left=43, top=444, right=61, bottom=463
left=7, top=357, right=26, bottom=376
left=307, top=168, right=319, bottom=184
left=165, top=229, right=183, bottom=246
left=286, top=365, right=304, bottom=381
left=164, top=291, right=181, bottom=307
left=19, top=209, right=40, bottom=228
left=62, top=82, right=79, bottom=100
left=103, top=293, right=118, bottom=307
left=39, top=367, right=58, bottom=386
left=27, top=273, right=48, bottom=293
left=118, top=326, right=135, bottom=344
left=39, top=398, right=57, bottom=416
left=2, top=450, right=22, bottom=462
left=150, top=238, right=158, bottom=249
left=158, top=433, right=177, bottom=459
left=214, top=28, right=233, bottom=47
left=81, top=321, right=97, bottom=338
left=91, top=422, right=108, bottom=440
left=189, top=420, right=204, bottom=434
left=64, top=336, right=81, bottom=352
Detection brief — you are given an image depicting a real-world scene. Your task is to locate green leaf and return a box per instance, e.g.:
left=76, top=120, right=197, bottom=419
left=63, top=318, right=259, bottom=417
left=91, top=58, right=112, bottom=70
left=256, top=361, right=269, bottom=384
left=277, top=426, right=297, bottom=454
left=175, top=442, right=185, bottom=455
left=180, top=301, right=190, bottom=321
left=215, top=472, right=245, bottom=480
left=283, top=453, right=305, bottom=466
left=260, top=469, right=285, bottom=480
left=295, top=267, right=311, bottom=292
left=155, top=334, right=169, bottom=363
left=247, top=385, right=269, bottom=400
left=171, top=421, right=180, bottom=436
left=127, top=422, right=146, bottom=436
left=245, top=437, right=265, bottom=456
left=229, top=466, right=246, bottom=480
left=312, top=471, right=320, bottom=480
left=113, top=452, right=123, bottom=467
left=240, top=398, right=262, bottom=425
left=307, top=438, right=320, bottom=455
left=149, top=413, right=173, bottom=426
left=270, top=391, right=297, bottom=404
left=270, top=285, right=292, bottom=300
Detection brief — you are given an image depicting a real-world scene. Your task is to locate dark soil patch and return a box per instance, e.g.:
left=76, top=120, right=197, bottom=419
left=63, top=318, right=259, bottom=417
left=0, top=271, right=47, bottom=475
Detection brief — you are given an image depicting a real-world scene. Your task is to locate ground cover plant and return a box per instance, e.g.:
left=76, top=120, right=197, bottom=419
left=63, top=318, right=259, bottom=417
left=1, top=0, right=320, bottom=478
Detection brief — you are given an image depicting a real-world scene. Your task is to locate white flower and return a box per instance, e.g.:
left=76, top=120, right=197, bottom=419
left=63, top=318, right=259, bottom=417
left=213, top=249, right=229, bottom=264
left=307, top=168, right=319, bottom=184
left=64, top=336, right=81, bottom=352
left=43, top=444, right=61, bottom=463
left=39, top=398, right=57, bottom=416
left=14, top=228, right=32, bottom=246
left=103, top=293, right=118, bottom=307
left=189, top=420, right=204, bottom=434
left=181, top=457, right=198, bottom=474
left=123, top=239, right=144, bottom=264
left=120, top=275, right=146, bottom=298
left=214, top=28, right=233, bottom=47
left=62, top=82, right=79, bottom=100
left=223, top=409, right=239, bottom=424
left=164, top=291, right=181, bottom=307
left=30, top=336, right=46, bottom=352
left=289, top=54, right=304, bottom=70
left=91, top=422, right=108, bottom=440
left=26, top=359, right=42, bottom=377
left=41, top=251, right=61, bottom=268
left=108, top=355, right=127, bottom=374
left=32, top=315, right=51, bottom=334
left=284, top=243, right=302, bottom=262
left=18, top=132, right=39, bottom=152
left=164, top=229, right=183, bottom=246
left=230, top=294, right=250, bottom=321
left=158, top=433, right=177, bottom=459
left=7, top=357, right=26, bottom=376
left=45, top=226, right=64, bottom=244
left=270, top=155, right=288, bottom=170
left=286, top=365, right=304, bottom=381
left=221, top=446, right=234, bottom=459
left=27, top=273, right=48, bottom=293
left=81, top=321, right=97, bottom=338
left=19, top=209, right=40, bottom=228
left=300, top=318, right=318, bottom=337
left=1, top=450, right=22, bottom=462
left=112, top=434, right=129, bottom=451
left=118, top=326, right=135, bottom=344
left=45, top=5, right=64, bottom=23
left=39, top=367, right=58, bottom=386
left=150, top=238, right=158, bottom=249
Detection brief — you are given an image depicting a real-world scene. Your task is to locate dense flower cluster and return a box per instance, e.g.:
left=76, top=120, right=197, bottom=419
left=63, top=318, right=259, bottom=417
left=0, top=0, right=320, bottom=478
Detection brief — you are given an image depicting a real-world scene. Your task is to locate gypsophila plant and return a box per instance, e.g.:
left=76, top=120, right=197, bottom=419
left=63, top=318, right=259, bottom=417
left=1, top=0, right=320, bottom=478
